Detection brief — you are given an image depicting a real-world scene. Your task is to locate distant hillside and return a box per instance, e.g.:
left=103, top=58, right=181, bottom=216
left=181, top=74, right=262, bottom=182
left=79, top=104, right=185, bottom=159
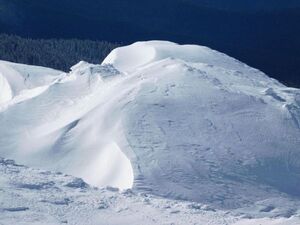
left=0, top=34, right=119, bottom=71
left=0, top=0, right=299, bottom=87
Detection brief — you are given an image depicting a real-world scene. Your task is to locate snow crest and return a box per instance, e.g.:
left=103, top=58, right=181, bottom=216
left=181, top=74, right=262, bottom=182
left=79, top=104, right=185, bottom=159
left=0, top=42, right=300, bottom=211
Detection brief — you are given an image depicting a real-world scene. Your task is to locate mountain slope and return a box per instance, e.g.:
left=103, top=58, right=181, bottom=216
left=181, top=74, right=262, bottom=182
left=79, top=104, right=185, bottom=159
left=0, top=41, right=299, bottom=215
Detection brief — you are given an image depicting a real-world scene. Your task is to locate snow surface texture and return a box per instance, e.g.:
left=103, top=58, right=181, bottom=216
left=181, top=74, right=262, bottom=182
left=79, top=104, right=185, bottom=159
left=0, top=158, right=299, bottom=225
left=0, top=41, right=300, bottom=223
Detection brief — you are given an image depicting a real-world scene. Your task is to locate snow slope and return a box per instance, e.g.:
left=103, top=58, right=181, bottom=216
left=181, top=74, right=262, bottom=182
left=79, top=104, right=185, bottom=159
left=0, top=41, right=300, bottom=222
left=0, top=60, right=63, bottom=110
left=1, top=158, right=299, bottom=225
left=0, top=60, right=134, bottom=190
left=103, top=42, right=300, bottom=208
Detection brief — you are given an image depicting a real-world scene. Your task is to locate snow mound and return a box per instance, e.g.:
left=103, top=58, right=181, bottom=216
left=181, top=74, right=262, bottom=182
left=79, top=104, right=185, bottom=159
left=0, top=60, right=63, bottom=110
left=0, top=60, right=62, bottom=96
left=0, top=42, right=300, bottom=211
left=0, top=60, right=133, bottom=190
left=103, top=41, right=277, bottom=76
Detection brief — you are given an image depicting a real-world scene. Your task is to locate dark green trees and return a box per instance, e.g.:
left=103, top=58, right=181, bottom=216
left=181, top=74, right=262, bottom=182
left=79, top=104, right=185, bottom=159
left=0, top=34, right=119, bottom=71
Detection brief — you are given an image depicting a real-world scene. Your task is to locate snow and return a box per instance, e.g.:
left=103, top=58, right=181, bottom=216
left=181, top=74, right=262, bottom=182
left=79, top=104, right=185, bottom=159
left=0, top=60, right=133, bottom=190
left=103, top=41, right=300, bottom=208
left=0, top=60, right=63, bottom=111
left=1, top=158, right=299, bottom=225
left=0, top=41, right=300, bottom=224
left=0, top=60, right=62, bottom=96
left=0, top=72, right=12, bottom=104
left=102, top=41, right=260, bottom=73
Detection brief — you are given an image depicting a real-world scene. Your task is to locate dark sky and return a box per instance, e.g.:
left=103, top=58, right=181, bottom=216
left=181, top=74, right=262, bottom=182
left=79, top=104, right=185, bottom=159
left=0, top=0, right=299, bottom=87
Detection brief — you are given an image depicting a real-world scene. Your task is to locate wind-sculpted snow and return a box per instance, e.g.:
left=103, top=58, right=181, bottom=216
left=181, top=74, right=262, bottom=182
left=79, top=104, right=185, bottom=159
left=3, top=158, right=299, bottom=225
left=0, top=42, right=300, bottom=214
left=0, top=60, right=133, bottom=190
left=0, top=60, right=63, bottom=110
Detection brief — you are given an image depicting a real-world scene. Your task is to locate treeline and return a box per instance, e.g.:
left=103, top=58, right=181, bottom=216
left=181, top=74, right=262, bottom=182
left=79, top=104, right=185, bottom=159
left=0, top=34, right=120, bottom=71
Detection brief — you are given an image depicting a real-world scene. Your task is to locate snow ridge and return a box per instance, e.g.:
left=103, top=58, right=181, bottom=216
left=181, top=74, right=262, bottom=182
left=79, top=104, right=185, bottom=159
left=0, top=42, right=299, bottom=220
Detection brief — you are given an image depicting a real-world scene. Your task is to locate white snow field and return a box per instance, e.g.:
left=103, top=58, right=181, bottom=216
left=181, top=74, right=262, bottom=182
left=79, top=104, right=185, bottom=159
left=1, top=158, right=299, bottom=225
left=0, top=41, right=300, bottom=224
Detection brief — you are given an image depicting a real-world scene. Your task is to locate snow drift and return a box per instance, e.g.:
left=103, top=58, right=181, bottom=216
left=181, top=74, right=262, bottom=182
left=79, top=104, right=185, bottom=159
left=0, top=41, right=299, bottom=209
left=1, top=158, right=299, bottom=225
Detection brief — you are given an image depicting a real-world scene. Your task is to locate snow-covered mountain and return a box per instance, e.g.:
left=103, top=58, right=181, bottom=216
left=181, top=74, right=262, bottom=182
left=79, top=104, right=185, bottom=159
left=0, top=41, right=300, bottom=224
